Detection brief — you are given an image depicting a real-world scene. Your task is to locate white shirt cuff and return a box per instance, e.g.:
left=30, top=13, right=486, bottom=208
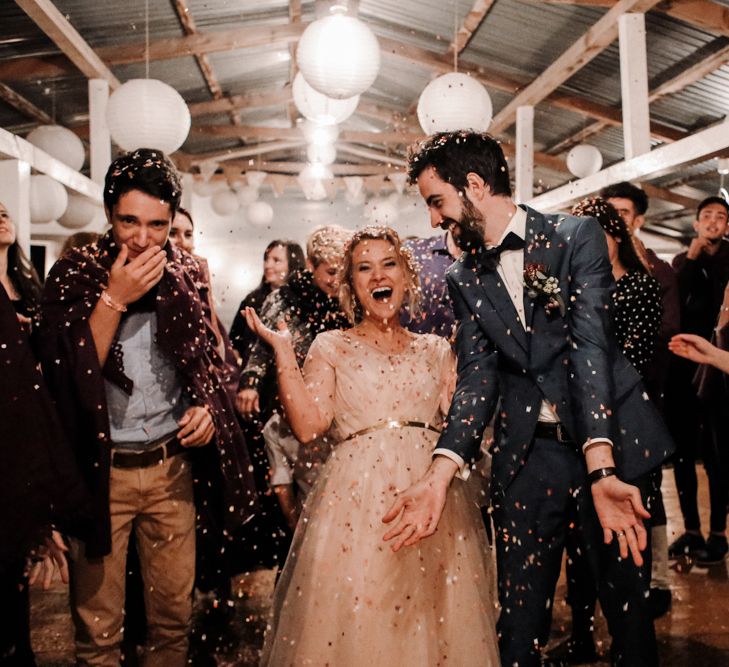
left=582, top=437, right=613, bottom=454
left=433, top=448, right=470, bottom=481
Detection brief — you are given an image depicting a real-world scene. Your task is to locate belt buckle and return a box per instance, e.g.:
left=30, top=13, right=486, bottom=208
left=556, top=423, right=567, bottom=443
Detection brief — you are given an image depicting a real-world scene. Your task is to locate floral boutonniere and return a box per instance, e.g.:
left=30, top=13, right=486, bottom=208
left=524, top=263, right=566, bottom=316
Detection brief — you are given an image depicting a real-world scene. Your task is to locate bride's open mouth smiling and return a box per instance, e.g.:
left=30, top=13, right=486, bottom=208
left=371, top=286, right=393, bottom=302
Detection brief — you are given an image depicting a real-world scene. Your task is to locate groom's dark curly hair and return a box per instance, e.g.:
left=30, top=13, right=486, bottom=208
left=407, top=130, right=512, bottom=198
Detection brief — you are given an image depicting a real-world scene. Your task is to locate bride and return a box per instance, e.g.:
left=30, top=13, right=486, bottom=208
left=248, top=226, right=499, bottom=666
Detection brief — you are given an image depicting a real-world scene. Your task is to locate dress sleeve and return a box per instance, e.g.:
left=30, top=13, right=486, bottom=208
left=432, top=336, right=456, bottom=418
left=301, top=332, right=338, bottom=429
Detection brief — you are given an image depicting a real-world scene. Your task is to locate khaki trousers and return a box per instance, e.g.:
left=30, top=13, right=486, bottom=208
left=69, top=454, right=195, bottom=667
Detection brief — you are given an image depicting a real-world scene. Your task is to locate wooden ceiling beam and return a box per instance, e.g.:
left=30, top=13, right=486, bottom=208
left=488, top=0, right=663, bottom=135
left=0, top=82, right=53, bottom=124
left=221, top=160, right=396, bottom=175
left=546, top=39, right=729, bottom=154
left=640, top=182, right=701, bottom=209
left=15, top=0, right=120, bottom=88
left=287, top=0, right=303, bottom=127
left=539, top=0, right=729, bottom=37
left=446, top=0, right=497, bottom=57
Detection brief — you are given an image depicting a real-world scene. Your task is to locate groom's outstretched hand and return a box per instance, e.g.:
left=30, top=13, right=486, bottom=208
left=591, top=476, right=651, bottom=567
left=382, top=457, right=458, bottom=552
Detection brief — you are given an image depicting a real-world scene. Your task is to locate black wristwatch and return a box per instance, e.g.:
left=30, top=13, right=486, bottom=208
left=588, top=466, right=617, bottom=485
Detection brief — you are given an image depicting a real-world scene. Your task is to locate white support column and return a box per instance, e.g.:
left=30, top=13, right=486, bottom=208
left=619, top=13, right=651, bottom=159
left=0, top=160, right=31, bottom=254
left=89, top=78, right=111, bottom=187
left=515, top=105, right=534, bottom=203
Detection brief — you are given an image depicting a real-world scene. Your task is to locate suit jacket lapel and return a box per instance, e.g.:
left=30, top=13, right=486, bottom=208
left=522, top=206, right=550, bottom=335
left=460, top=248, right=529, bottom=354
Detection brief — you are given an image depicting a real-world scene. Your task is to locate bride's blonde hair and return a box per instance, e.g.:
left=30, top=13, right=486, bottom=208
left=338, top=225, right=421, bottom=324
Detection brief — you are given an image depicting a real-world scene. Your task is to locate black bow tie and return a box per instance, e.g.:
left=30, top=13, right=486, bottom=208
left=477, top=232, right=525, bottom=273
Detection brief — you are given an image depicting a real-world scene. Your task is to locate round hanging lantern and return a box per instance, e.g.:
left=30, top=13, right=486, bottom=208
left=247, top=201, right=274, bottom=227
left=107, top=79, right=191, bottom=154
left=298, top=164, right=331, bottom=201
left=30, top=175, right=68, bottom=223
left=301, top=120, right=340, bottom=146
left=211, top=189, right=240, bottom=216
left=366, top=197, right=399, bottom=225
left=417, top=73, right=493, bottom=134
left=307, top=143, right=336, bottom=166
left=566, top=144, right=603, bottom=178
left=293, top=73, right=359, bottom=126
left=58, top=192, right=100, bottom=229
left=27, top=125, right=85, bottom=171
left=236, top=185, right=259, bottom=206
left=296, top=11, right=381, bottom=99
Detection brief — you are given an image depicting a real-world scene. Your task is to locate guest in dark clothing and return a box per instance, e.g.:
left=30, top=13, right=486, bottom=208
left=229, top=240, right=305, bottom=365
left=38, top=150, right=256, bottom=666
left=666, top=196, right=729, bottom=564
left=232, top=227, right=349, bottom=568
left=0, top=203, right=88, bottom=666
left=550, top=198, right=664, bottom=664
left=401, top=230, right=461, bottom=339
left=601, top=182, right=680, bottom=406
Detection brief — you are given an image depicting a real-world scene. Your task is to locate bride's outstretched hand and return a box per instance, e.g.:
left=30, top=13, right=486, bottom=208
left=244, top=306, right=292, bottom=350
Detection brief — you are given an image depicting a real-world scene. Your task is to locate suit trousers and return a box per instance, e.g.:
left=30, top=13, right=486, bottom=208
left=492, top=437, right=656, bottom=667
left=69, top=454, right=195, bottom=667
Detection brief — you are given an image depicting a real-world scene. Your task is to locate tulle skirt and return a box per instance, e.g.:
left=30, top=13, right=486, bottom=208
left=260, top=427, right=499, bottom=666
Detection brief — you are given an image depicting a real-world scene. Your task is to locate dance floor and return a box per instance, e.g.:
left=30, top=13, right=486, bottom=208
left=30, top=464, right=729, bottom=666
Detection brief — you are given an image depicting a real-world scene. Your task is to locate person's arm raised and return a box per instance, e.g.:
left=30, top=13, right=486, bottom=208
left=88, top=244, right=166, bottom=366
left=244, top=307, right=334, bottom=443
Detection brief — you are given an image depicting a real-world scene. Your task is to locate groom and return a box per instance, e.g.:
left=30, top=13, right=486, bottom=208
left=383, top=131, right=673, bottom=666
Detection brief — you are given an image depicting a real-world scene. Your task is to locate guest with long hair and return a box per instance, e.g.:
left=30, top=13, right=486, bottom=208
left=229, top=240, right=305, bottom=365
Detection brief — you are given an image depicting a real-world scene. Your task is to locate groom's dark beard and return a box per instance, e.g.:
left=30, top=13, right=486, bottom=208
left=441, top=197, right=485, bottom=251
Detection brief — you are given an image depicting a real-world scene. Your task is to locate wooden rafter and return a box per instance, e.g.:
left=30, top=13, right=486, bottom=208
left=640, top=183, right=701, bottom=210
left=539, top=0, right=729, bottom=37
left=0, top=82, right=53, bottom=125
left=170, top=0, right=243, bottom=132
left=0, top=18, right=683, bottom=143
left=15, top=0, right=120, bottom=89
left=223, top=161, right=396, bottom=176
left=546, top=39, right=729, bottom=154
left=446, top=0, right=497, bottom=57
left=488, top=0, right=662, bottom=135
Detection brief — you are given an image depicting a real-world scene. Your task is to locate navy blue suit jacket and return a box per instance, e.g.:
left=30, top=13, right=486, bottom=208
left=437, top=206, right=674, bottom=497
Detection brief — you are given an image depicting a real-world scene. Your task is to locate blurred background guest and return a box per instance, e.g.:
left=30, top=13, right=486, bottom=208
left=549, top=198, right=665, bottom=664
left=232, top=227, right=349, bottom=570
left=229, top=240, right=305, bottom=366
left=0, top=202, right=88, bottom=666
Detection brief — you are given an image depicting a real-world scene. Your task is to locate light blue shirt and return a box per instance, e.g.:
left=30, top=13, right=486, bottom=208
left=106, top=312, right=187, bottom=450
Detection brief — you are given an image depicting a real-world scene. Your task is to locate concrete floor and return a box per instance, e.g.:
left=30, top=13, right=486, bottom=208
left=30, top=464, right=729, bottom=666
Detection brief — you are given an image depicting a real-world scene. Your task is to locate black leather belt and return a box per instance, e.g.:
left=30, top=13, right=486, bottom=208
left=534, top=421, right=574, bottom=444
left=111, top=433, right=185, bottom=469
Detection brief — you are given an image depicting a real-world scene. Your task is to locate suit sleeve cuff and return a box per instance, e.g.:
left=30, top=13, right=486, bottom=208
left=432, top=448, right=470, bottom=481
left=582, top=437, right=613, bottom=454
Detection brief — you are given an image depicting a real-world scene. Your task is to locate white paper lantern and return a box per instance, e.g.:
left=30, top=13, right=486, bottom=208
left=27, top=125, right=85, bottom=171
left=366, top=197, right=399, bottom=225
left=107, top=79, right=191, bottom=154
left=298, top=164, right=332, bottom=201
left=247, top=201, right=274, bottom=227
left=301, top=120, right=340, bottom=146
left=417, top=73, right=493, bottom=134
left=58, top=192, right=100, bottom=229
left=211, top=189, right=240, bottom=216
left=236, top=185, right=259, bottom=206
left=293, top=73, right=359, bottom=126
left=30, top=175, right=68, bottom=223
left=307, top=142, right=336, bottom=166
left=297, top=11, right=380, bottom=99
left=566, top=144, right=603, bottom=178
left=193, top=179, right=225, bottom=197
left=246, top=171, right=268, bottom=189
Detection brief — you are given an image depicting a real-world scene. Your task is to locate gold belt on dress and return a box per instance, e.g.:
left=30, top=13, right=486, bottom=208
left=341, top=420, right=442, bottom=443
